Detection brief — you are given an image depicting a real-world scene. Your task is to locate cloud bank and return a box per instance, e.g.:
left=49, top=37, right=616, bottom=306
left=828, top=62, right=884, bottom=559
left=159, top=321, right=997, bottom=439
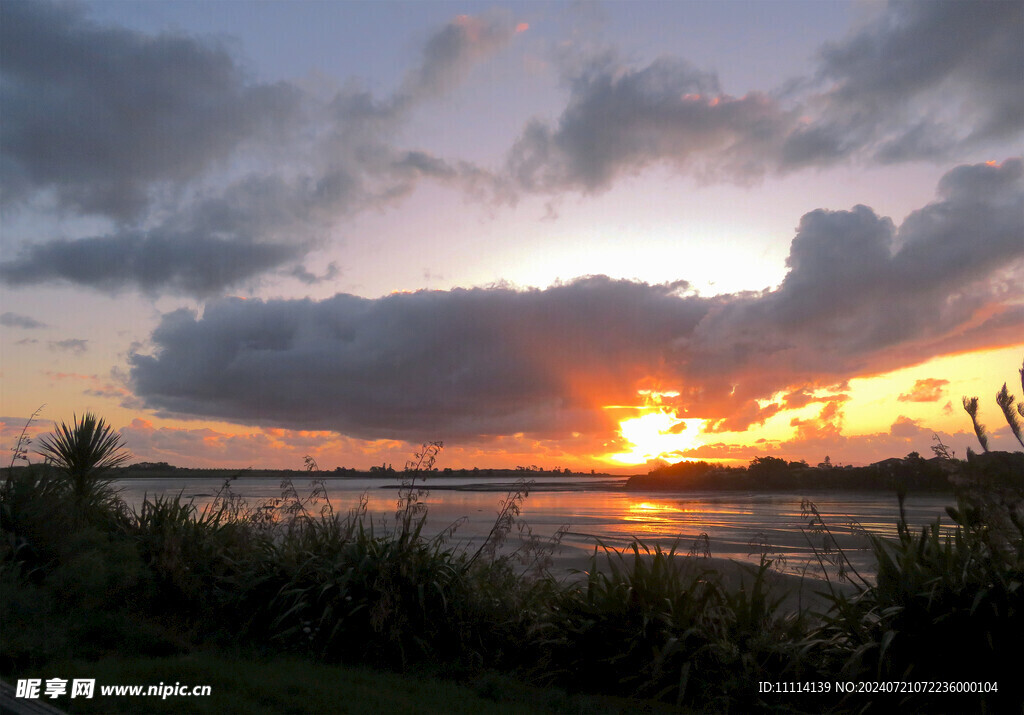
left=130, top=160, right=1024, bottom=441
left=0, top=3, right=518, bottom=296
left=506, top=1, right=1023, bottom=193
left=2, top=1, right=1020, bottom=297
left=0, top=0, right=299, bottom=218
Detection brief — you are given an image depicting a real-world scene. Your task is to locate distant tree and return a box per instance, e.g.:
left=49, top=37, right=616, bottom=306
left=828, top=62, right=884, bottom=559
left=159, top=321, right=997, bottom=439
left=748, top=456, right=790, bottom=475
left=649, top=460, right=716, bottom=479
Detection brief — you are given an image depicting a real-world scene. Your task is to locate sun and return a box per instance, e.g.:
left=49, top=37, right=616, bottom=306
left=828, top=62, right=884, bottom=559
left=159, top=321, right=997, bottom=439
left=605, top=409, right=706, bottom=465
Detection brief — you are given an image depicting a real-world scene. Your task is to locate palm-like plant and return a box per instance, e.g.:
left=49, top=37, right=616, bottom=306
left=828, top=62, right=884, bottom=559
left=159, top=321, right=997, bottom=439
left=36, top=412, right=130, bottom=507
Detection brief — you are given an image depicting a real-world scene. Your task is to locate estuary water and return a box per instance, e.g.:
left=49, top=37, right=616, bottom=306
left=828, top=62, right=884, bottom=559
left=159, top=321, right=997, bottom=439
left=114, top=474, right=955, bottom=582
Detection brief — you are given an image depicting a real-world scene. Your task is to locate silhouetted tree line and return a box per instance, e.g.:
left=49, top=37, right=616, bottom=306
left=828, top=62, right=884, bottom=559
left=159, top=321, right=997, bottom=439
left=626, top=452, right=1004, bottom=492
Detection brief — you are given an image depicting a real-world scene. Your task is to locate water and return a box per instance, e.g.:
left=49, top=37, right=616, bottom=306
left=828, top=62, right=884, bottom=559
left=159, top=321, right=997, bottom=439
left=114, top=474, right=956, bottom=581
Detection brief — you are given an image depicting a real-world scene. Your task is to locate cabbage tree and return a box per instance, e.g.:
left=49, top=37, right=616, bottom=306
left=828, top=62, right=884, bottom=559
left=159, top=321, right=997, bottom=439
left=36, top=412, right=129, bottom=507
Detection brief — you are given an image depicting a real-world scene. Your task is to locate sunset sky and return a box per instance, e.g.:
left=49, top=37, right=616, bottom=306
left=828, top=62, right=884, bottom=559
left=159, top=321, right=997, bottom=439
left=1, top=0, right=1022, bottom=473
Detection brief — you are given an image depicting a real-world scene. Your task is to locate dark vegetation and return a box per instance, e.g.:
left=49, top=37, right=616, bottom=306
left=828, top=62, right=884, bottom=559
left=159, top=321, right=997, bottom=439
left=2, top=362, right=1023, bottom=713
left=628, top=450, right=969, bottom=492
left=96, top=463, right=607, bottom=480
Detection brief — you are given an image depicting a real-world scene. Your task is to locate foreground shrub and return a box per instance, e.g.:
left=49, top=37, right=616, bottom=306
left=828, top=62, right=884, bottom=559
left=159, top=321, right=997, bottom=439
left=227, top=486, right=543, bottom=670
left=803, top=490, right=1023, bottom=713
left=526, top=541, right=801, bottom=710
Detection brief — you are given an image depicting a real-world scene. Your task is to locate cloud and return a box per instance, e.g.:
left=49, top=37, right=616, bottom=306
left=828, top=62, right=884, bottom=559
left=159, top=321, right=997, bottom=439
left=686, top=415, right=988, bottom=466
left=405, top=12, right=524, bottom=100
left=129, top=160, right=1024, bottom=441
left=0, top=415, right=50, bottom=456
left=504, top=2, right=1023, bottom=196
left=48, top=338, right=88, bottom=354
left=0, top=4, right=518, bottom=296
left=117, top=418, right=601, bottom=472
left=0, top=229, right=304, bottom=298
left=684, top=159, right=1024, bottom=403
left=789, top=399, right=844, bottom=444
left=898, top=378, right=950, bottom=403
left=118, top=418, right=418, bottom=470
left=0, top=311, right=47, bottom=329
left=781, top=387, right=849, bottom=410
left=8, top=2, right=1014, bottom=298
left=288, top=262, right=341, bottom=286
left=505, top=56, right=793, bottom=192
left=791, top=0, right=1024, bottom=166
left=44, top=371, right=133, bottom=401
left=130, top=277, right=708, bottom=441
left=0, top=0, right=299, bottom=219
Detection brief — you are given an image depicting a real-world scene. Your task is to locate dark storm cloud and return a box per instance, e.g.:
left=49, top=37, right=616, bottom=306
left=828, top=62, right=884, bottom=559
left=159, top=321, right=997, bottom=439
left=0, top=5, right=515, bottom=296
left=0, top=312, right=47, bottom=329
left=505, top=1, right=1023, bottom=195
left=0, top=0, right=299, bottom=219
left=130, top=161, right=1024, bottom=439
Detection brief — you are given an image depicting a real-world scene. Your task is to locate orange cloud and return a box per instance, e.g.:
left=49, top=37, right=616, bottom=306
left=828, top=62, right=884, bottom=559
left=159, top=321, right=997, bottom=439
left=44, top=370, right=132, bottom=400
left=116, top=419, right=612, bottom=472
left=789, top=400, right=844, bottom=444
left=897, top=378, right=950, bottom=403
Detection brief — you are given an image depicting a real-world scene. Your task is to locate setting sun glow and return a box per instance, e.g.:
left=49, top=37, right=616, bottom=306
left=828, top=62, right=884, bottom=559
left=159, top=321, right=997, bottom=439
left=606, top=409, right=706, bottom=466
